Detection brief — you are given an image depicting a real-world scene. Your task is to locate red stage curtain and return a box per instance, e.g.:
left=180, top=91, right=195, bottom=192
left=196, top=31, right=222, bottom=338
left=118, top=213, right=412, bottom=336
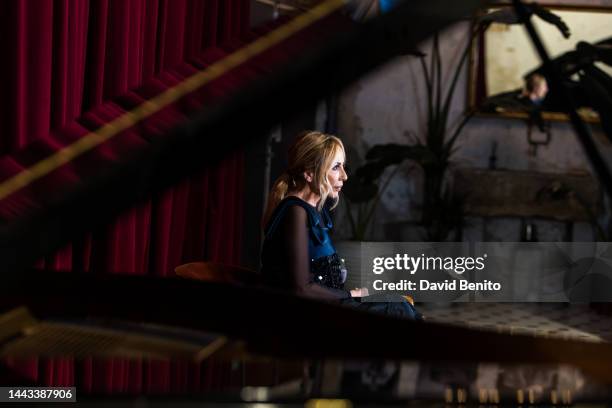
left=0, top=0, right=247, bottom=274
left=0, top=0, right=248, bottom=392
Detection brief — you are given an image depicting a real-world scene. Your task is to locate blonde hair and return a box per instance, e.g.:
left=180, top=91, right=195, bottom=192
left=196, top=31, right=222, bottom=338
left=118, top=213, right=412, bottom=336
left=262, top=131, right=345, bottom=227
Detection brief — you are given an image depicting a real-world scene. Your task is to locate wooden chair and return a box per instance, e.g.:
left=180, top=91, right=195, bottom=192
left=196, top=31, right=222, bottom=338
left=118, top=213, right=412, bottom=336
left=174, top=261, right=261, bottom=285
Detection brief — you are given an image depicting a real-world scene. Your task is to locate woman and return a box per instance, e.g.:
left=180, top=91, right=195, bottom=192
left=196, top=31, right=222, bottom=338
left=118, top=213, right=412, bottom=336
left=261, top=131, right=421, bottom=320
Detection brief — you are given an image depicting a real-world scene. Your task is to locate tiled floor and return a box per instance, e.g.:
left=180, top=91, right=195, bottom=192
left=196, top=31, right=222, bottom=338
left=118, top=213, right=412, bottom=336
left=418, top=303, right=612, bottom=342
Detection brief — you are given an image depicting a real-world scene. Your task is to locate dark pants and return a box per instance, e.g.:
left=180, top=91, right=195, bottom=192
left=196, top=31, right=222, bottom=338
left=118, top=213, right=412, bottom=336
left=341, top=293, right=423, bottom=321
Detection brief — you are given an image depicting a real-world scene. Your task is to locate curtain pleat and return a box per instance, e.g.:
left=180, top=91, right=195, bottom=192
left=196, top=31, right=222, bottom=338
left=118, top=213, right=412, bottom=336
left=82, top=0, right=106, bottom=109
left=219, top=0, right=233, bottom=44
left=185, top=0, right=207, bottom=60
left=157, top=0, right=188, bottom=71
left=0, top=0, right=53, bottom=152
left=203, top=0, right=219, bottom=49
left=45, top=0, right=89, bottom=271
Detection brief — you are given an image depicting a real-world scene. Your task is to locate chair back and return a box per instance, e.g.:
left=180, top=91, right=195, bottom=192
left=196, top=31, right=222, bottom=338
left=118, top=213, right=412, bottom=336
left=175, top=262, right=261, bottom=285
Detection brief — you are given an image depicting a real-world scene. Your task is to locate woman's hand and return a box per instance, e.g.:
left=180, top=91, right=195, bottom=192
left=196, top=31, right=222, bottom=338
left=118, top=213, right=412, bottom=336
left=350, top=287, right=369, bottom=297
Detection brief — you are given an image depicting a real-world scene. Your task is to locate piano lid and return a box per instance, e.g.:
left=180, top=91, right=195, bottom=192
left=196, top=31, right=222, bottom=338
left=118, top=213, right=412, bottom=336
left=2, top=270, right=612, bottom=385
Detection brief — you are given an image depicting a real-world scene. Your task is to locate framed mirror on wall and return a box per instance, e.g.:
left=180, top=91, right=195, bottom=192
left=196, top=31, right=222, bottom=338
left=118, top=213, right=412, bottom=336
left=468, top=3, right=612, bottom=124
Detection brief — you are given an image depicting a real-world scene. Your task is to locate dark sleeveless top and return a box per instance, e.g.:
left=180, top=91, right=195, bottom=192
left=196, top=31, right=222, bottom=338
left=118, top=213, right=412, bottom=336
left=261, top=197, right=350, bottom=299
left=264, top=197, right=336, bottom=259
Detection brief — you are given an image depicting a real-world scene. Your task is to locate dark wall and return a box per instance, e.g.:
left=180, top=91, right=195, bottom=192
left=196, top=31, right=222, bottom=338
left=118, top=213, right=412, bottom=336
left=241, top=104, right=318, bottom=270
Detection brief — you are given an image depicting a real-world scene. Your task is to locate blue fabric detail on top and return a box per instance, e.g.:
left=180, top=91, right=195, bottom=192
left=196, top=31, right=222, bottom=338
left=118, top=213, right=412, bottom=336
left=379, top=0, right=402, bottom=13
left=264, top=197, right=336, bottom=260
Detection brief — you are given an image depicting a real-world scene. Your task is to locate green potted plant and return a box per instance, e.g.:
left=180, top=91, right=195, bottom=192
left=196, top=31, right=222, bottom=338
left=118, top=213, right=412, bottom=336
left=342, top=144, right=434, bottom=241
left=414, top=33, right=474, bottom=240
left=343, top=33, right=474, bottom=242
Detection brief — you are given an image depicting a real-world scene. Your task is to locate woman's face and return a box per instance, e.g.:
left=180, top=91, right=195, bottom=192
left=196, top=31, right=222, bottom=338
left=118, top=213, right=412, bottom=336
left=327, top=149, right=348, bottom=199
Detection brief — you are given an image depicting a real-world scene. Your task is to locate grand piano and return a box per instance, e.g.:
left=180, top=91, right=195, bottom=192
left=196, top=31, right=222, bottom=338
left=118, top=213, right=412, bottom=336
left=1, top=0, right=612, bottom=405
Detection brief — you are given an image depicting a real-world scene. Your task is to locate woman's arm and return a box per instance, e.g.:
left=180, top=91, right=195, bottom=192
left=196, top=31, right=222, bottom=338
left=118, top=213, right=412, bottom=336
left=282, top=205, right=351, bottom=300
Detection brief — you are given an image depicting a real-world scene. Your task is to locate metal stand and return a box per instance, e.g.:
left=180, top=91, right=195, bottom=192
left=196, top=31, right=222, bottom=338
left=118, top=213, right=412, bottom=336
left=511, top=0, right=612, bottom=197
